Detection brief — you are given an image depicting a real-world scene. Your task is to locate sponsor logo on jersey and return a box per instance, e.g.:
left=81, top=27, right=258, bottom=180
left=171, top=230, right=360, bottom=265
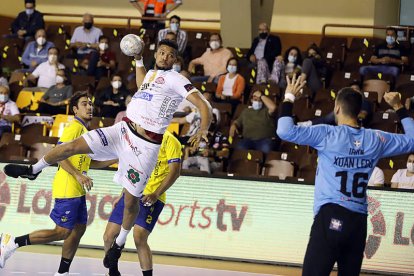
left=96, top=129, right=108, bottom=146
left=61, top=216, right=68, bottom=222
left=155, top=76, right=165, bottom=84
left=121, top=125, right=142, bottom=157
left=127, top=168, right=140, bottom=185
left=184, top=83, right=195, bottom=92
left=135, top=92, right=154, bottom=101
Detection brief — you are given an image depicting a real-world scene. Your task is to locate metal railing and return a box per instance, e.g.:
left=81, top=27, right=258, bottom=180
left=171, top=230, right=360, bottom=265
left=43, top=13, right=220, bottom=30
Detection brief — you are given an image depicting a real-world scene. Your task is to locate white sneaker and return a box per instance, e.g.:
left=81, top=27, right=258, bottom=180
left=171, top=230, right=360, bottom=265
left=0, top=233, right=18, bottom=268
left=54, top=273, right=68, bottom=276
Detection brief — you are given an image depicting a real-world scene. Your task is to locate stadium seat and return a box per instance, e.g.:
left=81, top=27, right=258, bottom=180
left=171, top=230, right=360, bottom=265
left=27, top=142, right=56, bottom=161
left=262, top=159, right=295, bottom=180
left=231, top=149, right=264, bottom=163
left=369, top=111, right=399, bottom=133
left=50, top=114, right=74, bottom=137
left=89, top=117, right=115, bottom=130
left=363, top=79, right=390, bottom=103
left=227, top=159, right=261, bottom=176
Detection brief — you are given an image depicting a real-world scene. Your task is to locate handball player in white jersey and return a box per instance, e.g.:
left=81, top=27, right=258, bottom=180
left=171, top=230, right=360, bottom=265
left=3, top=39, right=212, bottom=270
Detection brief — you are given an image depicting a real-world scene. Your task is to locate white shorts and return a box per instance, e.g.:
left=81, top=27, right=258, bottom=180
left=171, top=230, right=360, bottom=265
left=82, top=121, right=161, bottom=197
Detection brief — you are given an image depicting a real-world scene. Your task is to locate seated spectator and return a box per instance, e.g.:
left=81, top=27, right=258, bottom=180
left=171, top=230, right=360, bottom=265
left=158, top=15, right=187, bottom=54
left=21, top=28, right=54, bottom=72
left=229, top=90, right=278, bottom=154
left=188, top=33, right=233, bottom=83
left=70, top=13, right=103, bottom=58
left=247, top=22, right=281, bottom=84
left=360, top=27, right=409, bottom=78
left=368, top=166, right=385, bottom=187
left=182, top=114, right=229, bottom=174
left=83, top=35, right=116, bottom=80
left=0, top=86, right=20, bottom=138
left=26, top=47, right=65, bottom=89
left=215, top=57, right=246, bottom=113
left=95, top=74, right=130, bottom=118
left=391, top=154, right=414, bottom=189
left=298, top=82, right=373, bottom=127
left=36, top=69, right=73, bottom=115
left=10, top=0, right=44, bottom=40
left=270, top=46, right=322, bottom=98
left=114, top=95, right=132, bottom=124
left=306, top=43, right=329, bottom=81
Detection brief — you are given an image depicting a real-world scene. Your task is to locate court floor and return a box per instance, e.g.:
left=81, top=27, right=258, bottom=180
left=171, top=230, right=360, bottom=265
left=1, top=245, right=377, bottom=276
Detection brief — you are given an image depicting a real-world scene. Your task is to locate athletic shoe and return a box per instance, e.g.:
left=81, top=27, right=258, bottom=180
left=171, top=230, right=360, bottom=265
left=54, top=273, right=68, bottom=276
left=0, top=233, right=18, bottom=268
left=106, top=242, right=124, bottom=275
left=103, top=253, right=109, bottom=268
left=4, top=164, right=40, bottom=180
left=106, top=272, right=121, bottom=276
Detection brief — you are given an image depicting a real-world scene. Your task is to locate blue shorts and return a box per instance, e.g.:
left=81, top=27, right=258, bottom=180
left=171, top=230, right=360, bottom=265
left=50, top=196, right=88, bottom=230
left=108, top=194, right=164, bottom=233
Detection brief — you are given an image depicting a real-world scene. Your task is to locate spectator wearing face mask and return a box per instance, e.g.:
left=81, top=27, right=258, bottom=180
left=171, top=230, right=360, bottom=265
left=188, top=33, right=233, bottom=83
left=229, top=90, right=278, bottom=154
left=0, top=86, right=20, bottom=139
left=360, top=27, right=409, bottom=78
left=391, top=154, right=414, bottom=189
left=26, top=47, right=65, bottom=89
left=215, top=57, right=246, bottom=114
left=247, top=22, right=282, bottom=84
left=70, top=13, right=103, bottom=58
left=270, top=46, right=322, bottom=99
left=21, top=28, right=54, bottom=72
left=158, top=15, right=187, bottom=54
left=10, top=0, right=44, bottom=40
left=36, top=69, right=73, bottom=115
left=95, top=74, right=130, bottom=118
left=83, top=35, right=116, bottom=80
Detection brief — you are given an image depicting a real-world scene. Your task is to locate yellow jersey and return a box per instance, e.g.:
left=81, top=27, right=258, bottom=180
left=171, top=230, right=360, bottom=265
left=143, top=130, right=181, bottom=203
left=52, top=117, right=91, bottom=198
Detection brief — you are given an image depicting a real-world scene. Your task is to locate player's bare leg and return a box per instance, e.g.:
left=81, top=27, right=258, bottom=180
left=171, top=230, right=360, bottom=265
left=103, top=222, right=121, bottom=268
left=56, top=224, right=86, bottom=275
left=133, top=226, right=152, bottom=273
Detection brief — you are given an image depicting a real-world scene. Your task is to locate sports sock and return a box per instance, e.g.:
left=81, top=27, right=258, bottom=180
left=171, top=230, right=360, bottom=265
left=143, top=269, right=153, bottom=276
left=32, top=157, right=50, bottom=174
left=14, top=234, right=31, bottom=247
left=115, top=226, right=130, bottom=246
left=58, top=257, right=72, bottom=273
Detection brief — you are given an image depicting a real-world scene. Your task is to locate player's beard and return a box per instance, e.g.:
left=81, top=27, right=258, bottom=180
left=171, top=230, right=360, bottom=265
left=155, top=64, right=173, bottom=71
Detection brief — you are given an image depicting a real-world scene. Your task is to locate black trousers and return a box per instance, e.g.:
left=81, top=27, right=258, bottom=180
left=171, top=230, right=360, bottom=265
left=302, top=203, right=367, bottom=276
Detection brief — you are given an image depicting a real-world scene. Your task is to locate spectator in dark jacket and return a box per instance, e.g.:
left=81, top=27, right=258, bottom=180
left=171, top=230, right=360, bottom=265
left=95, top=74, right=130, bottom=118
left=247, top=22, right=281, bottom=84
left=11, top=0, right=44, bottom=40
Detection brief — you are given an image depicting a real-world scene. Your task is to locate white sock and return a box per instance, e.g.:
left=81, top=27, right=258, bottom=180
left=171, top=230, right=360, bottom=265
left=115, top=227, right=130, bottom=246
left=32, top=157, right=50, bottom=174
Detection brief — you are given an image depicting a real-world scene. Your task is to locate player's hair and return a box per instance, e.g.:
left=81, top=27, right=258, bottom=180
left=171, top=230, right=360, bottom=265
left=157, top=39, right=178, bottom=56
left=70, top=91, right=89, bottom=115
left=336, top=87, right=362, bottom=118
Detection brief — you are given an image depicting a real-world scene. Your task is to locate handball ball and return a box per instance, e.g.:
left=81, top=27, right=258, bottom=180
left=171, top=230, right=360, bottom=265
left=120, top=34, right=144, bottom=56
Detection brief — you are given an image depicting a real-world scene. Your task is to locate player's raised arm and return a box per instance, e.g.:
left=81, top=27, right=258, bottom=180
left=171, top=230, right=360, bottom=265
left=277, top=74, right=330, bottom=149
left=186, top=91, right=213, bottom=148
left=134, top=53, right=147, bottom=88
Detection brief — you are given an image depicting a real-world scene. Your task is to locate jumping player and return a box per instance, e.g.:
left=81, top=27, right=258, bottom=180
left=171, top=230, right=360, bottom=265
left=103, top=130, right=181, bottom=276
left=3, top=39, right=212, bottom=271
left=277, top=75, right=414, bottom=276
left=0, top=91, right=117, bottom=274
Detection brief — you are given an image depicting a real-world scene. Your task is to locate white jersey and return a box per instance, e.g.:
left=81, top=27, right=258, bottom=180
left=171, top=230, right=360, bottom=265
left=127, top=69, right=198, bottom=134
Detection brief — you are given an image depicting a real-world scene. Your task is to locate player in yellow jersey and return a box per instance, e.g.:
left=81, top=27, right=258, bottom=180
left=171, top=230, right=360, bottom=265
left=0, top=91, right=117, bottom=275
left=103, top=130, right=181, bottom=276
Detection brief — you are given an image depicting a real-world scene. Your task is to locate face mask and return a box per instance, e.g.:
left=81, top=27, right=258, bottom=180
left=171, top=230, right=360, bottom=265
left=252, top=100, right=263, bottom=110
left=170, top=23, right=179, bottom=32
left=288, top=55, right=297, bottom=63
left=0, top=94, right=9, bottom=103
left=55, top=75, right=64, bottom=84
left=172, top=64, right=181, bottom=72
left=112, top=81, right=122, bottom=89
left=210, top=41, right=220, bottom=50
left=227, top=65, right=237, bottom=74
left=259, top=32, right=268, bottom=39
left=407, top=162, right=414, bottom=173
left=84, top=22, right=93, bottom=30
left=99, top=43, right=108, bottom=51
left=48, top=54, right=57, bottom=63
left=36, top=37, right=46, bottom=46
left=386, top=35, right=395, bottom=45
left=26, top=8, right=34, bottom=15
